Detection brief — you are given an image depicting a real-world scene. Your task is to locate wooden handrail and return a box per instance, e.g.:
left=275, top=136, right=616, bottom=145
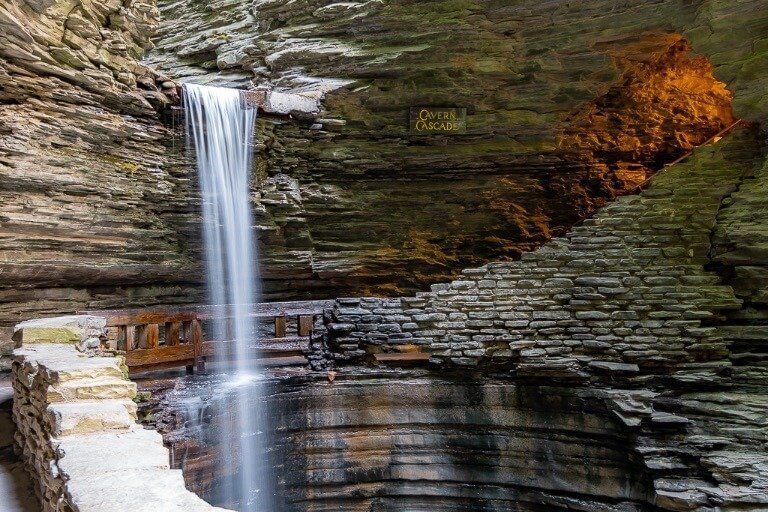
left=79, top=300, right=332, bottom=375
left=80, top=300, right=333, bottom=324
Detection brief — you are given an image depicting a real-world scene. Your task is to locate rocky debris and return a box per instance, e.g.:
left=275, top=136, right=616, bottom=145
left=10, top=316, right=229, bottom=512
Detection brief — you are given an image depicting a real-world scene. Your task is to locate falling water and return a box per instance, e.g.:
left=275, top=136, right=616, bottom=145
left=183, top=83, right=274, bottom=511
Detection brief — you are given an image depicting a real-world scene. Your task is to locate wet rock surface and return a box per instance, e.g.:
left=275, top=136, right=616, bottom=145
left=149, top=370, right=658, bottom=512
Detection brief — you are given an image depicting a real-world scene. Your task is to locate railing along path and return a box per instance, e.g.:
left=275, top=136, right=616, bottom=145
left=79, top=300, right=333, bottom=374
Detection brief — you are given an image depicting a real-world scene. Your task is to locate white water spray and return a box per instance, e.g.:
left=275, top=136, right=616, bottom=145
left=183, top=83, right=273, bottom=511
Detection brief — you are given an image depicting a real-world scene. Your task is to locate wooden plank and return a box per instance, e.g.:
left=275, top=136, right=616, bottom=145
left=166, top=321, right=181, bottom=346
left=125, top=344, right=195, bottom=368
left=80, top=299, right=333, bottom=324
left=124, top=325, right=136, bottom=352
left=145, top=324, right=160, bottom=349
left=261, top=356, right=307, bottom=367
left=191, top=318, right=204, bottom=372
left=117, top=326, right=126, bottom=352
left=274, top=314, right=286, bottom=338
left=130, top=359, right=198, bottom=375
left=103, top=312, right=197, bottom=328
left=297, top=315, right=314, bottom=337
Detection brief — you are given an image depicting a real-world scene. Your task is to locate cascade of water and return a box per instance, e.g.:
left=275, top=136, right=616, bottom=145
left=182, top=83, right=273, bottom=511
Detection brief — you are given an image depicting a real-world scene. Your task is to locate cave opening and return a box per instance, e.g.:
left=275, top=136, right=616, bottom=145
left=559, top=35, right=737, bottom=198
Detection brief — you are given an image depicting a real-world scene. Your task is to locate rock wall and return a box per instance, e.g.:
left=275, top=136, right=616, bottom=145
left=323, top=126, right=768, bottom=510
left=10, top=315, right=228, bottom=512
left=148, top=0, right=768, bottom=298
left=152, top=371, right=658, bottom=512
left=2, top=0, right=767, bottom=359
left=0, top=0, right=208, bottom=367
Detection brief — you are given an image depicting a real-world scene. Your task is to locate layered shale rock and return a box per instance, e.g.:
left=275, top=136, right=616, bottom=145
left=2, top=0, right=768, bottom=363
left=0, top=0, right=207, bottom=367
left=149, top=0, right=767, bottom=298
left=323, top=126, right=768, bottom=510
left=151, top=372, right=658, bottom=512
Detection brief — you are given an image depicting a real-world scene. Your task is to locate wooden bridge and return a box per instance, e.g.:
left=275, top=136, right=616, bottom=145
left=80, top=300, right=333, bottom=375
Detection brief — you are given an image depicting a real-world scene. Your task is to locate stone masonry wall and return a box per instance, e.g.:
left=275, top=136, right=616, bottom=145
left=327, top=127, right=761, bottom=379
left=10, top=315, right=228, bottom=512
left=325, top=126, right=768, bottom=510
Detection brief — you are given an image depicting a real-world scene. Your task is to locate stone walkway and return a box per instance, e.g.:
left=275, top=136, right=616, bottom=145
left=0, top=378, right=38, bottom=512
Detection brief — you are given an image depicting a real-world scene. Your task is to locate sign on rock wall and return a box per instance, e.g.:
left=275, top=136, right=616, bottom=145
left=410, top=107, right=466, bottom=134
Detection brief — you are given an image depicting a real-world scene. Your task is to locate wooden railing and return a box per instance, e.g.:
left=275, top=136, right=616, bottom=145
left=79, top=300, right=333, bottom=374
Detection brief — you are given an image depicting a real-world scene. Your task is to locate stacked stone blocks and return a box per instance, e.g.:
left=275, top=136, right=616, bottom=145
left=324, top=128, right=768, bottom=510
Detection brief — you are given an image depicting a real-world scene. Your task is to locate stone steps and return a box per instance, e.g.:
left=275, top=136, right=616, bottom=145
left=261, top=355, right=308, bottom=367
left=46, top=375, right=137, bottom=402
left=65, top=467, right=229, bottom=512
left=11, top=319, right=230, bottom=512
left=53, top=426, right=170, bottom=477
left=46, top=399, right=137, bottom=437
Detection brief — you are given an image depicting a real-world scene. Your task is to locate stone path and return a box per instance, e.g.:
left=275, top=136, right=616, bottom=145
left=0, top=379, right=38, bottom=512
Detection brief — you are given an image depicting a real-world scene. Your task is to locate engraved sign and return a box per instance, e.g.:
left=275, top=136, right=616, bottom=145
left=410, top=107, right=466, bottom=135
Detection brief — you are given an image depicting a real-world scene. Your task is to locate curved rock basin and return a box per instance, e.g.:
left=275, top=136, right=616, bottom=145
left=148, top=370, right=655, bottom=512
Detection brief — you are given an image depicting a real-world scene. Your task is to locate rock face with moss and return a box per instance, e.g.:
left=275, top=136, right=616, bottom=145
left=1, top=0, right=767, bottom=366
left=0, top=0, right=205, bottom=366
left=149, top=0, right=767, bottom=298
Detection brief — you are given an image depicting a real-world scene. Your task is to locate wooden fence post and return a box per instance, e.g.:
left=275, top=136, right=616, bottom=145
left=298, top=315, right=313, bottom=337
left=274, top=313, right=286, bottom=338
left=166, top=321, right=181, bottom=346
left=191, top=318, right=204, bottom=373
left=146, top=324, right=160, bottom=349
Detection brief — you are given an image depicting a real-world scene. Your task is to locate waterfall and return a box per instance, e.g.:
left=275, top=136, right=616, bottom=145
left=183, top=83, right=274, bottom=511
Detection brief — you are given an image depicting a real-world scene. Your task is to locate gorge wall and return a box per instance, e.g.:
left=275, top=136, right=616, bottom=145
left=2, top=1, right=768, bottom=509
left=148, top=0, right=765, bottom=299
left=153, top=372, right=658, bottom=512
left=0, top=0, right=205, bottom=368
left=322, top=126, right=768, bottom=510
left=3, top=0, right=768, bottom=365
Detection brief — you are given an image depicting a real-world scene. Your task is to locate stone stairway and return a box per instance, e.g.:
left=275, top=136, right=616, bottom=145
left=11, top=316, right=231, bottom=512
